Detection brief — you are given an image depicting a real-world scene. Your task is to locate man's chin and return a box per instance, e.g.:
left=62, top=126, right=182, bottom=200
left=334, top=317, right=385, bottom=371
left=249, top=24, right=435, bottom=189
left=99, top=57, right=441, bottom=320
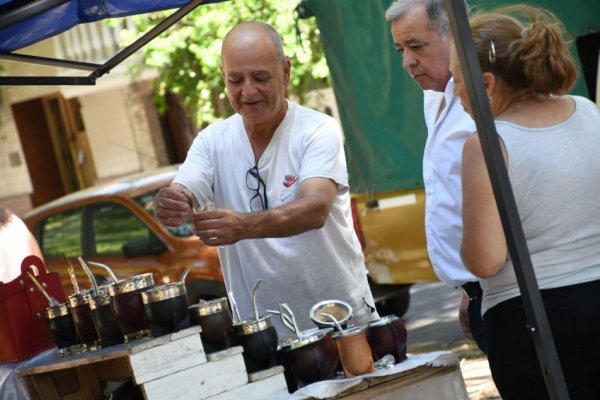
left=418, top=82, right=443, bottom=92
left=240, top=104, right=265, bottom=117
left=412, top=75, right=430, bottom=90
left=240, top=111, right=268, bottom=126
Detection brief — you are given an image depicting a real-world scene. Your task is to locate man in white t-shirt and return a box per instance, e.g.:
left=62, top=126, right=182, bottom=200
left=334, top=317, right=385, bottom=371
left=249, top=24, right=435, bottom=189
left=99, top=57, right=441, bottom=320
left=385, top=0, right=486, bottom=353
left=153, top=22, right=377, bottom=336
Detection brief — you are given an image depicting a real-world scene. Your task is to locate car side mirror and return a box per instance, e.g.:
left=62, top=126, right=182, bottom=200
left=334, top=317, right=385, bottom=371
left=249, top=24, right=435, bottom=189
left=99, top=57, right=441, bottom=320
left=122, top=235, right=166, bottom=258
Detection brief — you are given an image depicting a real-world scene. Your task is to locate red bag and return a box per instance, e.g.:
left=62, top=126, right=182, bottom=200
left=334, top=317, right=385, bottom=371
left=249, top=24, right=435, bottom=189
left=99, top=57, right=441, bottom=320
left=0, top=255, right=67, bottom=364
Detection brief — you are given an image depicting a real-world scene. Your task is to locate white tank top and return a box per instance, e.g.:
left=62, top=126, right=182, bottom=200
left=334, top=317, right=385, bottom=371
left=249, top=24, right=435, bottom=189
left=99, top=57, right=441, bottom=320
left=481, top=96, right=600, bottom=315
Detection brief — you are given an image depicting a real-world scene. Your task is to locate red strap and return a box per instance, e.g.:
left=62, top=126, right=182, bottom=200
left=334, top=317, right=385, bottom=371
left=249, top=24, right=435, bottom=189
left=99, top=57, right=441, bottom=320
left=20, top=255, right=47, bottom=278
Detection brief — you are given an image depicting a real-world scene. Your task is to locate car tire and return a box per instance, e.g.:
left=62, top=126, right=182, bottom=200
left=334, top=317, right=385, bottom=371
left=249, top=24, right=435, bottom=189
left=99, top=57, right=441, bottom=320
left=185, top=280, right=227, bottom=304
left=375, top=289, right=411, bottom=318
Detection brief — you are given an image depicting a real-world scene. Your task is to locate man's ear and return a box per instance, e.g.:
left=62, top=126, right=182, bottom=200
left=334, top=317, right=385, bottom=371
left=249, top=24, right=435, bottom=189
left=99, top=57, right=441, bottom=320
left=283, top=59, right=291, bottom=86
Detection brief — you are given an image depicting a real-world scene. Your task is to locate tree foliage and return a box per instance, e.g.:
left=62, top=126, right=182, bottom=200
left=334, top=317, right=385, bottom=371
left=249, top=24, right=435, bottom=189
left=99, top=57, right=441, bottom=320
left=121, top=0, right=329, bottom=128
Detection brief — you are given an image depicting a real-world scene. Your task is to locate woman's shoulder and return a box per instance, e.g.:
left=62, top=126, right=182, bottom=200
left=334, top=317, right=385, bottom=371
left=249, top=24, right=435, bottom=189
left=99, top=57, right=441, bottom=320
left=570, top=95, right=600, bottom=114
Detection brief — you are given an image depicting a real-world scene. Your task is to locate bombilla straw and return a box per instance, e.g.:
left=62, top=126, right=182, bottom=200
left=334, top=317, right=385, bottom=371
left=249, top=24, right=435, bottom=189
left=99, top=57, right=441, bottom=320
left=26, top=271, right=60, bottom=307
left=61, top=252, right=80, bottom=294
left=87, top=261, right=119, bottom=283
left=179, top=266, right=191, bottom=283
left=228, top=291, right=242, bottom=323
left=78, top=257, right=99, bottom=297
left=320, top=312, right=345, bottom=334
left=251, top=279, right=263, bottom=321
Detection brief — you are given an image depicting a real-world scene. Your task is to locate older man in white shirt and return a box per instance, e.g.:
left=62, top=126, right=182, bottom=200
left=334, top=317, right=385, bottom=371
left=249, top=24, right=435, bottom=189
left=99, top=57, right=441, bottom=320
left=386, top=0, right=485, bottom=352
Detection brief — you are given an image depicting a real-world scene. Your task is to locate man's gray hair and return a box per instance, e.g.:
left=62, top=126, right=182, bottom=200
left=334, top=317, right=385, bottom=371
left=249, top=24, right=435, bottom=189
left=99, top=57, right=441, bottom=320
left=385, top=0, right=469, bottom=41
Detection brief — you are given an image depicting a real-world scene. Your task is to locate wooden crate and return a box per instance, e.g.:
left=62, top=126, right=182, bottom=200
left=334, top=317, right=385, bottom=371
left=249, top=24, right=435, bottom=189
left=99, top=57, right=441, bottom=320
left=206, top=364, right=289, bottom=400
left=18, top=326, right=288, bottom=400
left=140, top=346, right=247, bottom=399
left=19, top=326, right=206, bottom=399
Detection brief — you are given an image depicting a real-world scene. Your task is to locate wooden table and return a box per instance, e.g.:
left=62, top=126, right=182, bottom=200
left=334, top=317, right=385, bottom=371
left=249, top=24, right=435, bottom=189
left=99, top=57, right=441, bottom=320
left=14, top=326, right=467, bottom=400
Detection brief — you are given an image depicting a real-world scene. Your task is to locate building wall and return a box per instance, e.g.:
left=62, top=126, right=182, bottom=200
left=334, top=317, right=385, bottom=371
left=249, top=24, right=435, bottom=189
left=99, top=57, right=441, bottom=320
left=124, top=80, right=169, bottom=171
left=0, top=106, right=34, bottom=216
left=0, top=37, right=58, bottom=211
left=0, top=91, right=34, bottom=217
left=0, top=77, right=166, bottom=213
left=79, top=88, right=142, bottom=180
left=0, top=19, right=166, bottom=215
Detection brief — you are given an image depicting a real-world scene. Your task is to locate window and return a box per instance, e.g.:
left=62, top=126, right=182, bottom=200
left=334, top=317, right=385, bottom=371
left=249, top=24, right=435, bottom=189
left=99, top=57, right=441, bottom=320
left=39, top=209, right=83, bottom=258
left=91, top=202, right=150, bottom=257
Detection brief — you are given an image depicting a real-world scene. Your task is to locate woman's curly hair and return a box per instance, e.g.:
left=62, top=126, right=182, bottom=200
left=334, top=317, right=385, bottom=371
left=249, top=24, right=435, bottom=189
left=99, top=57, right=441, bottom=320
left=470, top=4, right=577, bottom=96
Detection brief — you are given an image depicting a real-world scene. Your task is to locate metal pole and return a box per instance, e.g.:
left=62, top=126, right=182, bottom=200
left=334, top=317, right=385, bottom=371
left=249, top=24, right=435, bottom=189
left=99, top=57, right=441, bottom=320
left=0, top=0, right=224, bottom=85
left=444, top=0, right=570, bottom=398
left=0, top=0, right=70, bottom=30
left=0, top=76, right=96, bottom=85
left=94, top=0, right=209, bottom=79
left=0, top=52, right=100, bottom=71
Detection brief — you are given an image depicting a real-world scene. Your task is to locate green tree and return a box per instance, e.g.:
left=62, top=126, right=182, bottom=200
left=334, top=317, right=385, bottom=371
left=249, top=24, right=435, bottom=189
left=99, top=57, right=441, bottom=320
left=122, top=0, right=329, bottom=128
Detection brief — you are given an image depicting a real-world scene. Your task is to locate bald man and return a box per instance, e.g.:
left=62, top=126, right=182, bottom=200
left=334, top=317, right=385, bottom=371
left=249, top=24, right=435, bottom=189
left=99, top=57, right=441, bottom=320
left=153, top=22, right=377, bottom=336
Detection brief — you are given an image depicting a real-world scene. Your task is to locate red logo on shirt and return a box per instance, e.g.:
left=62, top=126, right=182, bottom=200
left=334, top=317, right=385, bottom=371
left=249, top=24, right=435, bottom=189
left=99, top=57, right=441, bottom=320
left=283, top=175, right=298, bottom=188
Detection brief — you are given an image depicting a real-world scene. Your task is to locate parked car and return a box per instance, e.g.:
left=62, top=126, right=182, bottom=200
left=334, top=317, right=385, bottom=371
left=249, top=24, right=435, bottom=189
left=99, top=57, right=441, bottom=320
left=351, top=189, right=438, bottom=318
left=24, top=164, right=423, bottom=316
left=23, top=165, right=224, bottom=303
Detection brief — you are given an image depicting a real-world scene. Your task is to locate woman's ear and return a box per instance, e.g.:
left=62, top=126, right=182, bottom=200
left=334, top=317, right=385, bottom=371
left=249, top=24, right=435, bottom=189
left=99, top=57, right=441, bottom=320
left=482, top=72, right=496, bottom=97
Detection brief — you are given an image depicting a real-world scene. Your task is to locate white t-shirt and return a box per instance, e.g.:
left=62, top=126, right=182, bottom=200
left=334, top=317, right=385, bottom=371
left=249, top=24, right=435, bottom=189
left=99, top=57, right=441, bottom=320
left=422, top=79, right=478, bottom=287
left=175, top=100, right=376, bottom=335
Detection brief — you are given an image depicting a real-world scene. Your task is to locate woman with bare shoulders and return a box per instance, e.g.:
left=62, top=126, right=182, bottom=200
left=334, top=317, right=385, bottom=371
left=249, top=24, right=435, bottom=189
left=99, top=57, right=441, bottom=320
left=450, top=5, right=600, bottom=399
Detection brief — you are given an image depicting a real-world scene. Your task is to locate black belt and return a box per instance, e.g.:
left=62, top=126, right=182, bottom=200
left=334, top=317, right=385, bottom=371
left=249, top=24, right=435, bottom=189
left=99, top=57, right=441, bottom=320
left=461, top=281, right=482, bottom=300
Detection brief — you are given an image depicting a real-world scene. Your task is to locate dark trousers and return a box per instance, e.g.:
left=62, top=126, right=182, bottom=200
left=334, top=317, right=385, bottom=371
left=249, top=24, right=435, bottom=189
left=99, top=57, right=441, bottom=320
left=484, top=279, right=600, bottom=400
left=462, top=281, right=487, bottom=354
left=467, top=294, right=486, bottom=354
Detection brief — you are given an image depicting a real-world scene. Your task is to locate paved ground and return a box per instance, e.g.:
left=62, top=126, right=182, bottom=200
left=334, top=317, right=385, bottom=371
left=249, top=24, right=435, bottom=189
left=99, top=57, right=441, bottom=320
left=461, top=356, right=501, bottom=400
left=409, top=341, right=500, bottom=399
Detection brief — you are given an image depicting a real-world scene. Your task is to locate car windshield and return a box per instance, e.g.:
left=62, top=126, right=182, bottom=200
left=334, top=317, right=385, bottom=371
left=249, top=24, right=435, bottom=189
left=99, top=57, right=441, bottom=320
left=134, top=190, right=194, bottom=238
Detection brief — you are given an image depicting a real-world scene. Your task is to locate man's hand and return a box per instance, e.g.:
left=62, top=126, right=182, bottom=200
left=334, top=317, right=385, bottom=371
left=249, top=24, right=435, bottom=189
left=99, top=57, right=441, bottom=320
left=153, top=186, right=193, bottom=227
left=192, top=208, right=245, bottom=246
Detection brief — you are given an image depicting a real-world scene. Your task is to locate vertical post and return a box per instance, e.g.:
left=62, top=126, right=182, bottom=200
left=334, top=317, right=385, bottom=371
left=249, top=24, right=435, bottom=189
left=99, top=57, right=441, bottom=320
left=444, top=0, right=570, bottom=398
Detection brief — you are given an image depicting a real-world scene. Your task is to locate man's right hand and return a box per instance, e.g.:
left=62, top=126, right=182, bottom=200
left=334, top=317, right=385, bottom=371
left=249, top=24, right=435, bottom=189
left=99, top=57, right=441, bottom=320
left=153, top=186, right=193, bottom=227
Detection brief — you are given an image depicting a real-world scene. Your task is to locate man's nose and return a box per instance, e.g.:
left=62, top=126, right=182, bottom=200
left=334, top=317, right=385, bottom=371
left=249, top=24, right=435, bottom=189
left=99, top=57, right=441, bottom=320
left=241, top=81, right=258, bottom=97
left=402, top=51, right=417, bottom=70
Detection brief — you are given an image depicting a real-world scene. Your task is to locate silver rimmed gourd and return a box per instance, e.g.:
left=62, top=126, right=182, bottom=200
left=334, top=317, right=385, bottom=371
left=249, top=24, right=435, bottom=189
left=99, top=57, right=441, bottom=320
left=107, top=273, right=154, bottom=342
left=142, top=282, right=189, bottom=337
left=189, top=297, right=233, bottom=353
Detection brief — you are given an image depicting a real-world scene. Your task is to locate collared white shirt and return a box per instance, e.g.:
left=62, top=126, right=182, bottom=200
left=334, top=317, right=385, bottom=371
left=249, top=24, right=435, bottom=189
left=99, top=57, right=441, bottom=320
left=422, top=78, right=478, bottom=287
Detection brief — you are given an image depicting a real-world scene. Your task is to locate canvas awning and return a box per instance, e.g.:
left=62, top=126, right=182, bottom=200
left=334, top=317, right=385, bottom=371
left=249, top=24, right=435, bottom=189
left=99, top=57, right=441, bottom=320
left=0, top=0, right=227, bottom=85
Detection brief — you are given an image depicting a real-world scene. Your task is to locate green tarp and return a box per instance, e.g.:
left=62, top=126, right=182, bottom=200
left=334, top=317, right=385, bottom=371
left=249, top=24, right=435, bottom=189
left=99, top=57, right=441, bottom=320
left=300, top=0, right=426, bottom=193
left=300, top=0, right=599, bottom=193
